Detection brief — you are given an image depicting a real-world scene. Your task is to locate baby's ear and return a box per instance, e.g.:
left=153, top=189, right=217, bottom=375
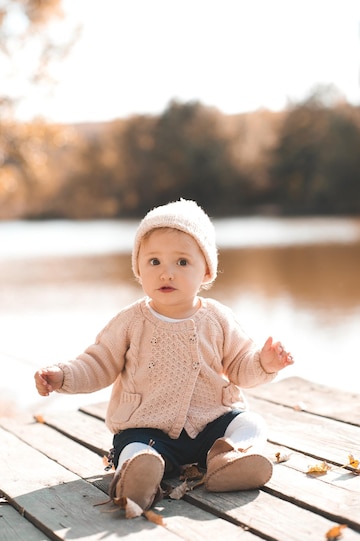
left=203, top=266, right=212, bottom=282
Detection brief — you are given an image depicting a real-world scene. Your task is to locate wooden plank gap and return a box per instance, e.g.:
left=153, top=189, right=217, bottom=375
left=40, top=420, right=105, bottom=457
left=0, top=493, right=59, bottom=541
left=261, top=485, right=360, bottom=533
left=181, top=493, right=279, bottom=541
left=256, top=396, right=360, bottom=428
left=266, top=438, right=351, bottom=469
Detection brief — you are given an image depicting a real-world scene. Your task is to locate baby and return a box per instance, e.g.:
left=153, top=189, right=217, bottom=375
left=34, top=199, right=293, bottom=511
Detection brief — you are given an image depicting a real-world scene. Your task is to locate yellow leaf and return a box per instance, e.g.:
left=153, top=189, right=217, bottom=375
left=307, top=461, right=331, bottom=475
left=347, top=453, right=359, bottom=470
left=325, top=524, right=347, bottom=540
left=144, top=509, right=165, bottom=525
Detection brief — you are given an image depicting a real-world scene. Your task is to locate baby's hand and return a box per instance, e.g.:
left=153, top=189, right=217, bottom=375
left=260, top=336, right=294, bottom=374
left=34, top=366, right=64, bottom=396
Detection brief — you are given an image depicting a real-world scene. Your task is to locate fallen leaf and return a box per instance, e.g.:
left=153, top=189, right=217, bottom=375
left=325, top=524, right=347, bottom=540
left=169, top=481, right=188, bottom=500
left=144, top=509, right=165, bottom=525
left=307, top=461, right=332, bottom=476
left=275, top=452, right=292, bottom=463
left=293, top=401, right=306, bottom=411
left=180, top=464, right=203, bottom=481
left=342, top=453, right=360, bottom=471
left=102, top=455, right=115, bottom=471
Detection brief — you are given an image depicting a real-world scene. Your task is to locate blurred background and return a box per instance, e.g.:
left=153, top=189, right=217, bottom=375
left=1, top=0, right=360, bottom=415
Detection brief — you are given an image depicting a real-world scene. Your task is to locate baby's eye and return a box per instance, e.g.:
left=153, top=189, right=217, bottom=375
left=177, top=258, right=188, bottom=266
left=150, top=258, right=160, bottom=266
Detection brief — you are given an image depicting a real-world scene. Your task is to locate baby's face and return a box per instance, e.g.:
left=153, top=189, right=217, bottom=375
left=137, top=228, right=210, bottom=316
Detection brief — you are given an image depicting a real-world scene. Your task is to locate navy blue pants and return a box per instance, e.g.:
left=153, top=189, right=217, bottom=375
left=112, top=410, right=242, bottom=477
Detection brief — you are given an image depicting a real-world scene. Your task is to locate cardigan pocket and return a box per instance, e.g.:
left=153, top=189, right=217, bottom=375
left=222, top=383, right=248, bottom=410
left=118, top=392, right=142, bottom=422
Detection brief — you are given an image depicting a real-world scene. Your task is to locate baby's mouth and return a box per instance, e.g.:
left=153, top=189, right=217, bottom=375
left=159, top=286, right=176, bottom=292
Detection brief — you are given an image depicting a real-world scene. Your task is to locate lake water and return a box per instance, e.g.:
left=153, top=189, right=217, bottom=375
left=1, top=217, right=360, bottom=415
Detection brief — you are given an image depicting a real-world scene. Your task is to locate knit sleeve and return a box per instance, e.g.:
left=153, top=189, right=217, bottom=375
left=211, top=301, right=277, bottom=388
left=57, top=306, right=134, bottom=394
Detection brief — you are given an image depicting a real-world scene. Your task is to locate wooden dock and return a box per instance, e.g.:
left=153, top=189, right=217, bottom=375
left=1, top=376, right=360, bottom=541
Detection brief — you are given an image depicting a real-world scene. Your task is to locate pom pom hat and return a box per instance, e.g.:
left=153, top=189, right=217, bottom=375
left=132, top=199, right=218, bottom=285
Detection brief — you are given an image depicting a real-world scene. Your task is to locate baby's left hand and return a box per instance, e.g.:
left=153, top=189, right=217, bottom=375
left=260, top=336, right=294, bottom=374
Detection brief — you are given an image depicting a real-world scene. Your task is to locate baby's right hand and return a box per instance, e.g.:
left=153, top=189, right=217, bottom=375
left=34, top=366, right=64, bottom=396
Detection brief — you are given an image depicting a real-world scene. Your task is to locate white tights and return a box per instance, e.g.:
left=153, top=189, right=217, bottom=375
left=224, top=411, right=268, bottom=452
left=116, top=411, right=267, bottom=473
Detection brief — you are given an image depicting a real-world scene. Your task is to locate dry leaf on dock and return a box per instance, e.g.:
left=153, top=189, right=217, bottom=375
left=275, top=451, right=292, bottom=463
left=307, top=461, right=332, bottom=476
left=169, top=481, right=188, bottom=500
left=111, top=496, right=166, bottom=524
left=341, top=453, right=360, bottom=473
left=180, top=464, right=203, bottom=480
left=144, top=509, right=166, bottom=525
left=102, top=455, right=115, bottom=470
left=325, top=524, right=347, bottom=540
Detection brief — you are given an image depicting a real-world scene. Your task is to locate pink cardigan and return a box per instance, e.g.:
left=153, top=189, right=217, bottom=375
left=58, top=297, right=276, bottom=438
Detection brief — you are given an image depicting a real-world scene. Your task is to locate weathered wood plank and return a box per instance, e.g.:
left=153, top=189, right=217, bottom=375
left=3, top=373, right=359, bottom=541
left=174, top=484, right=360, bottom=541
left=64, top=396, right=360, bottom=470
left=0, top=500, right=52, bottom=541
left=263, top=442, right=360, bottom=531
left=79, top=401, right=107, bottom=421
left=247, top=396, right=360, bottom=465
left=0, top=415, right=105, bottom=480
left=37, top=409, right=113, bottom=456
left=247, top=377, right=360, bottom=425
left=0, top=428, right=184, bottom=540
left=4, top=413, right=359, bottom=534
left=0, top=427, right=262, bottom=540
left=79, top=402, right=107, bottom=421
left=157, top=500, right=260, bottom=540
left=81, top=376, right=360, bottom=428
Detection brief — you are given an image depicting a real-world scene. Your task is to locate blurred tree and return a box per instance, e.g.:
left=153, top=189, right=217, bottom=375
left=0, top=0, right=80, bottom=218
left=0, top=0, right=80, bottom=118
left=270, top=88, right=360, bottom=215
left=50, top=125, right=125, bottom=218
left=0, top=119, right=78, bottom=218
left=115, top=100, right=250, bottom=216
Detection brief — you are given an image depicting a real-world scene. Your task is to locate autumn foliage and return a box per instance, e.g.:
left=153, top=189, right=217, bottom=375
left=1, top=95, right=360, bottom=220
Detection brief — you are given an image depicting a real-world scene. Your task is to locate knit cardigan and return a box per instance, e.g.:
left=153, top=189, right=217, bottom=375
left=58, top=297, right=276, bottom=438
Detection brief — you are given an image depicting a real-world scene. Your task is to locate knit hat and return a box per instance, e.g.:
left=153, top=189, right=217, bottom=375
left=132, top=199, right=218, bottom=284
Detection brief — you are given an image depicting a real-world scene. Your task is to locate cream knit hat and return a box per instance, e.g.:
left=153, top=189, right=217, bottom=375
left=132, top=199, right=218, bottom=284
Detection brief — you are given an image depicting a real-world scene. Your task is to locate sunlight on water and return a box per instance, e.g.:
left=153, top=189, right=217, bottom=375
left=2, top=217, right=360, bottom=259
left=1, top=218, right=360, bottom=415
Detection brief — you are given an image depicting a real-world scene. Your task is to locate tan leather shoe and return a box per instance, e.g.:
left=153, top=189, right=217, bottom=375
left=109, top=450, right=165, bottom=510
left=205, top=437, right=273, bottom=492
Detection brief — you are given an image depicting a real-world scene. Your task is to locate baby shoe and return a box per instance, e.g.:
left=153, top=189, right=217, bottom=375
left=205, top=437, right=273, bottom=492
left=109, top=449, right=165, bottom=510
